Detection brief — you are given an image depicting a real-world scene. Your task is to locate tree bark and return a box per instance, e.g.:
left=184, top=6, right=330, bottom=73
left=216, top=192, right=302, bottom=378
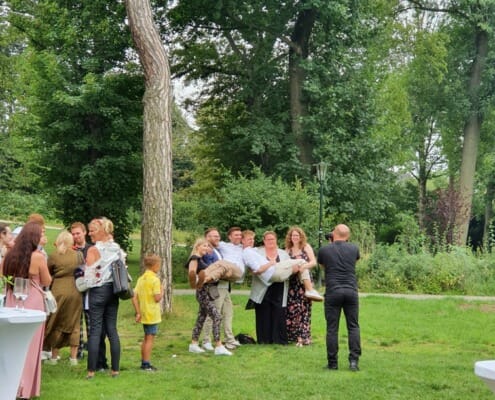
left=289, top=8, right=316, bottom=167
left=454, top=28, right=488, bottom=246
left=417, top=141, right=428, bottom=230
left=125, top=0, right=173, bottom=312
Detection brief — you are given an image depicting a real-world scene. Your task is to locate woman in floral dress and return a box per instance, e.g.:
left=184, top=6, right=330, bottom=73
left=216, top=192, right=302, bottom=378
left=285, top=227, right=318, bottom=346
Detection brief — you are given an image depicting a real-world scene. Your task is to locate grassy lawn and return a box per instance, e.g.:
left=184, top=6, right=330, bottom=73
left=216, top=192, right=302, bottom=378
left=39, top=294, right=495, bottom=399
left=34, top=225, right=495, bottom=399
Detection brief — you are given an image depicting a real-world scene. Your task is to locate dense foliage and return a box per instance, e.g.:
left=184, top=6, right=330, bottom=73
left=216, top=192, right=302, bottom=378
left=2, top=0, right=495, bottom=262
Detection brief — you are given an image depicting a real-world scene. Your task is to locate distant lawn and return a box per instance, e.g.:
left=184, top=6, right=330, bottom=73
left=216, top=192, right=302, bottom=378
left=39, top=294, right=495, bottom=399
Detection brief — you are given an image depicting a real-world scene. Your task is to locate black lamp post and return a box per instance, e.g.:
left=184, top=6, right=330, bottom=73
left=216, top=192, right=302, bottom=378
left=315, top=161, right=327, bottom=287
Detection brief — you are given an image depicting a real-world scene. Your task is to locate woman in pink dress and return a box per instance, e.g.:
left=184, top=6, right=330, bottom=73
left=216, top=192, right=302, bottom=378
left=1, top=221, right=52, bottom=399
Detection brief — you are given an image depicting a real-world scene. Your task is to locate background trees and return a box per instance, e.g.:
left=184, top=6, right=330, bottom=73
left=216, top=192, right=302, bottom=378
left=5, top=0, right=143, bottom=249
left=2, top=0, right=495, bottom=256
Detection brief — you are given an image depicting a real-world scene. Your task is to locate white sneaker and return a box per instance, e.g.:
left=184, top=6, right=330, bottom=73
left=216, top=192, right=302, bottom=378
left=41, top=351, right=52, bottom=360
left=232, top=340, right=241, bottom=347
left=305, top=289, right=324, bottom=302
left=69, top=358, right=78, bottom=366
left=46, top=358, right=58, bottom=365
left=214, top=345, right=232, bottom=356
left=189, top=343, right=205, bottom=354
left=202, top=342, right=214, bottom=351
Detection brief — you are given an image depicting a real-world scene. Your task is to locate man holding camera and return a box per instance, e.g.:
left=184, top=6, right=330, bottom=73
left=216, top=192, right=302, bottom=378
left=317, top=224, right=361, bottom=371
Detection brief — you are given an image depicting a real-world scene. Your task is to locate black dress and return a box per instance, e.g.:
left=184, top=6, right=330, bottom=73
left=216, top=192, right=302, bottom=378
left=254, top=255, right=288, bottom=344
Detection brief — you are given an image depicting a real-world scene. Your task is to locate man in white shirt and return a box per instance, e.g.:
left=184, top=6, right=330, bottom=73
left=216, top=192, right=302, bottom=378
left=201, top=227, right=242, bottom=351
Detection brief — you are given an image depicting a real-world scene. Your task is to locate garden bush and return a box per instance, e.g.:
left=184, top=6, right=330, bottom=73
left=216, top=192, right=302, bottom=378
left=357, top=243, right=495, bottom=296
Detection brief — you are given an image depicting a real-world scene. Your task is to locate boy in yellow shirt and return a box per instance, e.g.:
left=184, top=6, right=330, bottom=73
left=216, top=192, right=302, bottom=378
left=132, top=254, right=163, bottom=371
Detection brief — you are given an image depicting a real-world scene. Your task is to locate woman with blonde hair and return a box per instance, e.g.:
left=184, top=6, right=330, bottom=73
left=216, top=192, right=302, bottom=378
left=44, top=230, right=84, bottom=365
left=85, top=217, right=125, bottom=379
left=186, top=238, right=232, bottom=356
left=285, top=226, right=320, bottom=346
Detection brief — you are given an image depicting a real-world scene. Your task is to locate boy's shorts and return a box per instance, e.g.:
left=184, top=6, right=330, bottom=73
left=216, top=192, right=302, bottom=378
left=143, top=324, right=158, bottom=335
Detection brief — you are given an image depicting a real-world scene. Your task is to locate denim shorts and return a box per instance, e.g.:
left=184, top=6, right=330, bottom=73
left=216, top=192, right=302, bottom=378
left=143, top=324, right=158, bottom=335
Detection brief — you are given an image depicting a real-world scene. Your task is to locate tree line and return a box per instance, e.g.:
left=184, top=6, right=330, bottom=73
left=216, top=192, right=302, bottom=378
left=1, top=0, right=495, bottom=255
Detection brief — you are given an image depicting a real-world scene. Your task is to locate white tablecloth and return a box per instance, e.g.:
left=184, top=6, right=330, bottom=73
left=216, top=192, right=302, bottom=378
left=0, top=307, right=46, bottom=400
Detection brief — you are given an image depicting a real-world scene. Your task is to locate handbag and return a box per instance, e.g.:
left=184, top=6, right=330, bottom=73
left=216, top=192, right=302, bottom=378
left=206, top=284, right=220, bottom=300
left=43, top=290, right=58, bottom=314
left=32, top=280, right=58, bottom=315
left=111, top=258, right=134, bottom=300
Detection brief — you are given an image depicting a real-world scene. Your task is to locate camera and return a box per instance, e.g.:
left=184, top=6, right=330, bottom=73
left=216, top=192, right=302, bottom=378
left=324, top=232, right=333, bottom=242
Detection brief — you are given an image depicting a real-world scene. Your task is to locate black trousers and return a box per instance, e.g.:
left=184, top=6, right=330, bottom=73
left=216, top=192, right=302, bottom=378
left=324, top=288, right=361, bottom=365
left=255, top=282, right=287, bottom=345
left=87, top=283, right=120, bottom=372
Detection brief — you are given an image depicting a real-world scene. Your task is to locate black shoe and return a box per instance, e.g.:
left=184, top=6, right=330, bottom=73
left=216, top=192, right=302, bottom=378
left=349, top=360, right=359, bottom=371
left=327, top=363, right=338, bottom=370
left=140, top=364, right=157, bottom=372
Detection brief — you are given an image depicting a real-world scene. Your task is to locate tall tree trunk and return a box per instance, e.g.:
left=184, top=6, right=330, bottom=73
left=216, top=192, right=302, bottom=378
left=289, top=8, right=316, bottom=167
left=417, top=143, right=428, bottom=230
left=454, top=28, right=488, bottom=246
left=125, top=0, right=173, bottom=312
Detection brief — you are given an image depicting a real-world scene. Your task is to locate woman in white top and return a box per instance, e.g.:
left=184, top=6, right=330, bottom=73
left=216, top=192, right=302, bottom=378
left=85, top=218, right=124, bottom=379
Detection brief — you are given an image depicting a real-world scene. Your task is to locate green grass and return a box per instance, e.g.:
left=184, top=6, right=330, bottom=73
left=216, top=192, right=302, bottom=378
left=36, top=225, right=495, bottom=399
left=39, top=294, right=495, bottom=399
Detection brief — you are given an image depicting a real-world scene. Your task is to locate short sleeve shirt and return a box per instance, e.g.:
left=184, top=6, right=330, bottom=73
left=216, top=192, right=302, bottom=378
left=135, top=269, right=162, bottom=324
left=317, top=241, right=360, bottom=291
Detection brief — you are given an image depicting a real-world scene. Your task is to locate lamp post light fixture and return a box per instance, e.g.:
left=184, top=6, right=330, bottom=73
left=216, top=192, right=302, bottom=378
left=315, top=161, right=327, bottom=287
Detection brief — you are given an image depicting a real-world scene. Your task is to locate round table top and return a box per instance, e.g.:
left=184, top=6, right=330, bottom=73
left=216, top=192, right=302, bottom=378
left=0, top=307, right=46, bottom=324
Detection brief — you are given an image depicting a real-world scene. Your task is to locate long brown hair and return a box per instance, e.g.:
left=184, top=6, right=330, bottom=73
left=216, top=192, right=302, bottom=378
left=284, top=226, right=308, bottom=251
left=2, top=222, right=42, bottom=282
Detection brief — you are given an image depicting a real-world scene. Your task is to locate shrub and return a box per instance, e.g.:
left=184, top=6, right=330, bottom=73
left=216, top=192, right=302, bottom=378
left=192, top=169, right=320, bottom=245
left=0, top=191, right=58, bottom=221
left=357, top=243, right=495, bottom=295
left=171, top=244, right=191, bottom=285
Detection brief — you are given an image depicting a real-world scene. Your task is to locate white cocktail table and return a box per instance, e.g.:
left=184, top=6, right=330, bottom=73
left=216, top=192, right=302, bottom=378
left=0, top=307, right=46, bottom=400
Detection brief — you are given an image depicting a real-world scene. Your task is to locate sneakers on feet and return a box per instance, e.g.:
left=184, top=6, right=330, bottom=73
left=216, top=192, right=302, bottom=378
left=69, top=358, right=78, bottom=366
left=305, top=289, right=324, bottom=302
left=41, top=351, right=52, bottom=361
left=214, top=345, right=232, bottom=356
left=141, top=364, right=157, bottom=371
left=202, top=342, right=214, bottom=351
left=189, top=343, right=206, bottom=354
left=224, top=343, right=236, bottom=350
left=46, top=358, right=58, bottom=365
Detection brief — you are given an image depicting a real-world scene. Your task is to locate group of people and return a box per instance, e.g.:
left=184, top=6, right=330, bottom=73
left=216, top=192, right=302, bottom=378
left=0, top=214, right=139, bottom=399
left=185, top=226, right=325, bottom=355
left=185, top=224, right=362, bottom=372
left=0, top=215, right=362, bottom=398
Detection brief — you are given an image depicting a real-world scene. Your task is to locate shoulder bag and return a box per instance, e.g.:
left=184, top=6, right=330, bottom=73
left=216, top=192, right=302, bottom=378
left=111, top=258, right=134, bottom=300
left=32, top=280, right=58, bottom=315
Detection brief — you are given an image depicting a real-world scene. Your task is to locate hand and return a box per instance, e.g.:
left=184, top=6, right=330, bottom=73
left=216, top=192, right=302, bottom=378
left=135, top=313, right=141, bottom=323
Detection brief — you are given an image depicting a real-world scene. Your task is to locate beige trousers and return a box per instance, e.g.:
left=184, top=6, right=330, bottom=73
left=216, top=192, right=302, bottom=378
left=269, top=259, right=309, bottom=282
left=202, top=286, right=236, bottom=345
left=203, top=260, right=243, bottom=282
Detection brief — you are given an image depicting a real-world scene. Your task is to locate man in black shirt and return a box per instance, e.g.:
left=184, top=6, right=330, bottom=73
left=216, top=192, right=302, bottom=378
left=317, top=224, right=361, bottom=371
